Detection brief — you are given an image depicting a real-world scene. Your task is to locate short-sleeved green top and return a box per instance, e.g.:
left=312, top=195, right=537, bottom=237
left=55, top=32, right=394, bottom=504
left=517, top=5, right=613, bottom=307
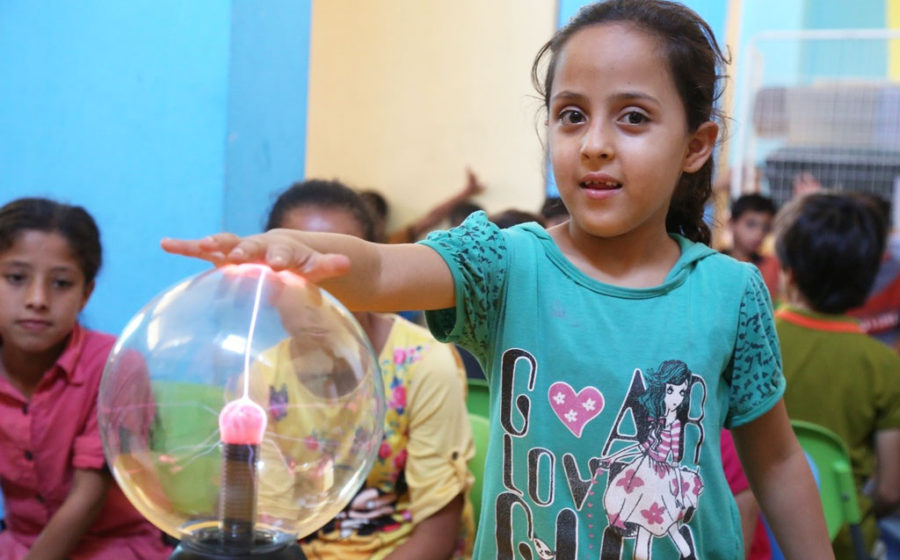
left=420, top=212, right=784, bottom=560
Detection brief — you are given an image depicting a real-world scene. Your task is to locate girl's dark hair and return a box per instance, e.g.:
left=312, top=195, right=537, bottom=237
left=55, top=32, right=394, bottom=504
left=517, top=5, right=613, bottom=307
left=774, top=192, right=887, bottom=314
left=0, top=197, right=103, bottom=286
left=265, top=179, right=378, bottom=242
left=531, top=0, right=728, bottom=244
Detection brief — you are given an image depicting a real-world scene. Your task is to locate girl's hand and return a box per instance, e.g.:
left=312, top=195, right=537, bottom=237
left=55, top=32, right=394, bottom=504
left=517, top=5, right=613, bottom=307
left=161, top=231, right=351, bottom=283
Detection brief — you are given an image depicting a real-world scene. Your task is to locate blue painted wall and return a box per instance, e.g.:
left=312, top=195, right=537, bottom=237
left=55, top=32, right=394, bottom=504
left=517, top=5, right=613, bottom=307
left=0, top=1, right=310, bottom=336
left=224, top=1, right=311, bottom=236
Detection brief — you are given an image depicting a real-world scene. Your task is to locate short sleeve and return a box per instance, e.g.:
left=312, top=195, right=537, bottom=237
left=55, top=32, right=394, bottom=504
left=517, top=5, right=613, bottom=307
left=404, top=343, right=474, bottom=523
left=725, top=268, right=785, bottom=428
left=73, top=346, right=111, bottom=470
left=420, top=212, right=508, bottom=362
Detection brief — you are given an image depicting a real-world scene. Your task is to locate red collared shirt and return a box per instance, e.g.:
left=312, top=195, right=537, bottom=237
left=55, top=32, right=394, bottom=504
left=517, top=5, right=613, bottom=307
left=0, top=323, right=167, bottom=559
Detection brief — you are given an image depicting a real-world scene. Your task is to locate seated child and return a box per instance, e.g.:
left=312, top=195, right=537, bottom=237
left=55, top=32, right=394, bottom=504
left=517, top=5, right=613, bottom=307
left=846, top=194, right=900, bottom=348
left=773, top=192, right=900, bottom=558
left=264, top=179, right=475, bottom=560
left=0, top=198, right=169, bottom=560
left=725, top=193, right=779, bottom=301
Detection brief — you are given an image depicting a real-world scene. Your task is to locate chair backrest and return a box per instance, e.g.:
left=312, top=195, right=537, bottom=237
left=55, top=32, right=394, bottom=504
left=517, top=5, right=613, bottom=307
left=791, top=419, right=863, bottom=539
left=468, top=413, right=491, bottom=527
left=467, top=379, right=490, bottom=419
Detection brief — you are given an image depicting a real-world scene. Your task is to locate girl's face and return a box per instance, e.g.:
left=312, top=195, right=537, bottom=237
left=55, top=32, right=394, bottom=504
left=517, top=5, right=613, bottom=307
left=664, top=381, right=688, bottom=413
left=279, top=206, right=367, bottom=240
left=0, top=230, right=92, bottom=357
left=547, top=23, right=715, bottom=244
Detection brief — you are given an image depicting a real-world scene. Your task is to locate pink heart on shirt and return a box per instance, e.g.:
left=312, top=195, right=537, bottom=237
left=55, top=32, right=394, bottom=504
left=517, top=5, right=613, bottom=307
left=548, top=382, right=604, bottom=438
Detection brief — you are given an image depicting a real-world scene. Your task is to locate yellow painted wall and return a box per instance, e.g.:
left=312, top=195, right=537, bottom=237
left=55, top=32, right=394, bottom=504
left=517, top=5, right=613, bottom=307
left=306, top=0, right=555, bottom=230
left=890, top=0, right=900, bottom=79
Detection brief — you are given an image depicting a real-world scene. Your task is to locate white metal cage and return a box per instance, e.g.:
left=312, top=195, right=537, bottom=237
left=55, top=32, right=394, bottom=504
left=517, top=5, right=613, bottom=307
left=732, top=29, right=900, bottom=217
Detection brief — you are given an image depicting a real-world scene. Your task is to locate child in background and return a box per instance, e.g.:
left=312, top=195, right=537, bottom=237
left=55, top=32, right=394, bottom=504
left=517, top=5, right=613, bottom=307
left=846, top=193, right=900, bottom=349
left=0, top=198, right=169, bottom=560
left=725, top=194, right=780, bottom=301
left=265, top=180, right=474, bottom=560
left=360, top=167, right=486, bottom=243
left=773, top=192, right=900, bottom=558
left=163, top=1, right=831, bottom=557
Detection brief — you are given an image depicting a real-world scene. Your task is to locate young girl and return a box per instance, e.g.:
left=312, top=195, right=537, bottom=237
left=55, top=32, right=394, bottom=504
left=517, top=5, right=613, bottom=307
left=163, top=1, right=832, bottom=558
left=260, top=179, right=475, bottom=560
left=0, top=198, right=169, bottom=560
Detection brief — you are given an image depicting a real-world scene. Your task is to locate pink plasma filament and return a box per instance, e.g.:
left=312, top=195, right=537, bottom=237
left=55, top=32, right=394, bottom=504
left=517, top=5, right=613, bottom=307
left=219, top=398, right=268, bottom=445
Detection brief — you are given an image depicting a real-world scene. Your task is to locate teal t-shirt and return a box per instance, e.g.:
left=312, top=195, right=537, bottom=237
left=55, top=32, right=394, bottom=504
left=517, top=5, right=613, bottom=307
left=420, top=213, right=784, bottom=560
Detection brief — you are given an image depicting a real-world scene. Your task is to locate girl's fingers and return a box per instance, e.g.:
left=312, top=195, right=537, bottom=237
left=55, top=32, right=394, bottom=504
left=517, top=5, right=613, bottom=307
left=162, top=233, right=351, bottom=281
left=161, top=233, right=243, bottom=260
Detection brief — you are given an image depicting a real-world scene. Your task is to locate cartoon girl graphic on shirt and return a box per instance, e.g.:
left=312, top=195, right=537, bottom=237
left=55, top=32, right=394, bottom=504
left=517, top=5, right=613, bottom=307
left=600, top=360, right=703, bottom=559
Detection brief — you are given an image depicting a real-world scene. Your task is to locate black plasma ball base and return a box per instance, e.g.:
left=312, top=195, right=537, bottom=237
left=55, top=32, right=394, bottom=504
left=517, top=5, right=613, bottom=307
left=169, top=535, right=304, bottom=560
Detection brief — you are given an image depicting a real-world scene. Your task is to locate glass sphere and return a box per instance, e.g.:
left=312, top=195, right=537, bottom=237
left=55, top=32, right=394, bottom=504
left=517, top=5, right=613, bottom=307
left=98, top=265, right=385, bottom=551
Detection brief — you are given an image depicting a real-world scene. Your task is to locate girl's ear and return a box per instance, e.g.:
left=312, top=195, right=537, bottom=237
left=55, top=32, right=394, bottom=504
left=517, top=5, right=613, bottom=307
left=682, top=121, right=718, bottom=173
left=80, top=280, right=95, bottom=311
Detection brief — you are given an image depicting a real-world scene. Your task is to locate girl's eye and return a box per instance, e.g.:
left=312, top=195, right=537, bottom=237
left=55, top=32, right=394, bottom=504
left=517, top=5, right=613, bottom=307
left=3, top=273, right=26, bottom=285
left=620, top=111, right=649, bottom=126
left=558, top=108, right=586, bottom=126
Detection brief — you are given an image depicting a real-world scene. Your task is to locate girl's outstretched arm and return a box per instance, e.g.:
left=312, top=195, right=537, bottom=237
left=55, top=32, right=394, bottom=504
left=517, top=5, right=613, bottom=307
left=161, top=229, right=455, bottom=312
left=23, top=468, right=110, bottom=560
left=732, top=400, right=834, bottom=559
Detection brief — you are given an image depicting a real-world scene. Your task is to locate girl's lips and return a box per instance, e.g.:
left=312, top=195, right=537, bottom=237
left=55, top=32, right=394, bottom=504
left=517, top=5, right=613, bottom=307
left=17, top=320, right=52, bottom=331
left=580, top=183, right=622, bottom=200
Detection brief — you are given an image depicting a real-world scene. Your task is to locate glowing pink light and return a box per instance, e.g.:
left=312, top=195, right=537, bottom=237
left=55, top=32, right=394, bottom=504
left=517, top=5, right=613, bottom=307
left=222, top=263, right=271, bottom=277
left=219, top=397, right=268, bottom=445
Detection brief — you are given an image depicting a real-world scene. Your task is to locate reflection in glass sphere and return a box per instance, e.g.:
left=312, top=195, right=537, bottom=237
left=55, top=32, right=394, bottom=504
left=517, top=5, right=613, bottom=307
left=98, top=265, right=384, bottom=555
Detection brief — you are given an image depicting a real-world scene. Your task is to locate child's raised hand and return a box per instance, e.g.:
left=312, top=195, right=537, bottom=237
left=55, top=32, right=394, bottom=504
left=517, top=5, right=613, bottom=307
left=161, top=231, right=351, bottom=283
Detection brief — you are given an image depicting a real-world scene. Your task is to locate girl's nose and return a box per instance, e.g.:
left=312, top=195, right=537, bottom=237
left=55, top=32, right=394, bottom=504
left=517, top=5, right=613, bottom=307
left=580, top=123, right=613, bottom=161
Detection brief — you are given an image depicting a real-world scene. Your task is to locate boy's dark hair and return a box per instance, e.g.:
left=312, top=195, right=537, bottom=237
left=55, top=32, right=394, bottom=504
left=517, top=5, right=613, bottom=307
left=490, top=209, right=546, bottom=229
left=448, top=201, right=483, bottom=228
left=730, top=193, right=777, bottom=221
left=0, top=197, right=103, bottom=286
left=265, top=179, right=377, bottom=242
left=774, top=192, right=887, bottom=314
left=531, top=0, right=727, bottom=245
left=540, top=197, right=569, bottom=221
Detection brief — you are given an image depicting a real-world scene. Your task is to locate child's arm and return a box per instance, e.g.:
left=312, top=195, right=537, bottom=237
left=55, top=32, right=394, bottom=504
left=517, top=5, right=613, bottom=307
left=873, top=428, right=900, bottom=516
left=162, top=230, right=455, bottom=312
left=400, top=168, right=485, bottom=240
left=732, top=400, right=834, bottom=560
left=23, top=468, right=111, bottom=560
left=384, top=494, right=464, bottom=560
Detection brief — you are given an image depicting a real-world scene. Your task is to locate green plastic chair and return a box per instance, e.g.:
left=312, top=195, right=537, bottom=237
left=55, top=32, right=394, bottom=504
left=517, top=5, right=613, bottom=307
left=468, top=413, right=491, bottom=528
left=467, top=378, right=490, bottom=419
left=151, top=381, right=224, bottom=514
left=791, top=419, right=869, bottom=559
